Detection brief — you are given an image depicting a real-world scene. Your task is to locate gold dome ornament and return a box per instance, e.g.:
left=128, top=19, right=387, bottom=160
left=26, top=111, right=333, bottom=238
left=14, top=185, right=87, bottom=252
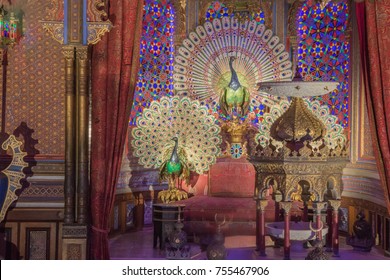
left=270, top=97, right=326, bottom=142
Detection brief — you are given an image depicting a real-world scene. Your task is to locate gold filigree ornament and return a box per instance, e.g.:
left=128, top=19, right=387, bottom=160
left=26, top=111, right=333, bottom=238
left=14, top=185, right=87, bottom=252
left=42, top=21, right=64, bottom=44
left=132, top=96, right=222, bottom=203
left=0, top=135, right=28, bottom=222
left=221, top=116, right=253, bottom=159
left=270, top=97, right=326, bottom=142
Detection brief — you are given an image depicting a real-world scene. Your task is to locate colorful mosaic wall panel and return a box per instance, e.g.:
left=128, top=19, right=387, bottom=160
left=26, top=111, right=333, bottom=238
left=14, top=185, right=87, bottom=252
left=130, top=0, right=175, bottom=125
left=297, top=0, right=350, bottom=129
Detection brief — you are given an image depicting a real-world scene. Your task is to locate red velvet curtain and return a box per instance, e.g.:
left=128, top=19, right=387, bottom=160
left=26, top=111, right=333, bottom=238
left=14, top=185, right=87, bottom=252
left=90, top=0, right=144, bottom=259
left=356, top=1, right=390, bottom=214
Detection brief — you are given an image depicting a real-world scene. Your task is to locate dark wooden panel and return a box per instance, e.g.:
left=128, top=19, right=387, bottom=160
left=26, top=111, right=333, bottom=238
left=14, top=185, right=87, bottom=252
left=6, top=208, right=64, bottom=221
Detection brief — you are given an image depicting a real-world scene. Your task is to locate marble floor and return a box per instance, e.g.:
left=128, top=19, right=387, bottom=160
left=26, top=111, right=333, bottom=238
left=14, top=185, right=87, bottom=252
left=109, top=226, right=388, bottom=260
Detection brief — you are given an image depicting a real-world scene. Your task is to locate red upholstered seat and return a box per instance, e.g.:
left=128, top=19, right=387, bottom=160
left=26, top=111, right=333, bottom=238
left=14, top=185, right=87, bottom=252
left=172, top=158, right=275, bottom=236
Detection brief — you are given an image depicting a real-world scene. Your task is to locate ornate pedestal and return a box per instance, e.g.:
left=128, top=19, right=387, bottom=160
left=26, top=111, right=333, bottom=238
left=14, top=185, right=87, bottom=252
left=152, top=204, right=185, bottom=249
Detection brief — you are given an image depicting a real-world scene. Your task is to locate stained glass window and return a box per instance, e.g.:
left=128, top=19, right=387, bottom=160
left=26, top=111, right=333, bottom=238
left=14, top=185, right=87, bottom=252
left=130, top=0, right=175, bottom=125
left=297, top=0, right=350, bottom=128
left=205, top=1, right=265, bottom=25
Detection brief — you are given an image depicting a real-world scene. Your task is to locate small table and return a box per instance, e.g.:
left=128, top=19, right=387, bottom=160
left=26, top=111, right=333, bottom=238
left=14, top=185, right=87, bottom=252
left=152, top=204, right=185, bottom=249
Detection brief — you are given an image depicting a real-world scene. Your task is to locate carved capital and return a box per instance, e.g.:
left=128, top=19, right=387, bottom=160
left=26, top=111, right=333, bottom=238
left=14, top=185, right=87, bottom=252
left=62, top=46, right=75, bottom=59
left=257, top=199, right=268, bottom=212
left=312, top=202, right=327, bottom=213
left=76, top=46, right=88, bottom=61
left=280, top=201, right=293, bottom=214
left=328, top=199, right=341, bottom=211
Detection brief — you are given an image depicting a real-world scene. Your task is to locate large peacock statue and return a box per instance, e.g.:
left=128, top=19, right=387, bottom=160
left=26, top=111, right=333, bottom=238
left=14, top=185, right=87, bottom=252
left=173, top=17, right=293, bottom=121
left=219, top=56, right=250, bottom=117
left=132, top=96, right=222, bottom=203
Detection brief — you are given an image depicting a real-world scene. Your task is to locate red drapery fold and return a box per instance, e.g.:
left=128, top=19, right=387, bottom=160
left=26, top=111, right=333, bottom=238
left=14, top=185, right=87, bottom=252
left=356, top=1, right=390, bottom=214
left=90, top=0, right=144, bottom=259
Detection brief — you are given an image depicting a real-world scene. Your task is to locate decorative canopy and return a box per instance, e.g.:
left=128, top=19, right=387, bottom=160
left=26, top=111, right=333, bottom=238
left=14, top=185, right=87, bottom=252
left=270, top=97, right=326, bottom=142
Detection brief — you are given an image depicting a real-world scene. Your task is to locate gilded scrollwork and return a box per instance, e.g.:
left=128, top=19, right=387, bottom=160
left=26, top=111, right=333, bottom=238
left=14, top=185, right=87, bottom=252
left=87, top=22, right=113, bottom=45
left=89, top=0, right=108, bottom=21
left=42, top=21, right=64, bottom=44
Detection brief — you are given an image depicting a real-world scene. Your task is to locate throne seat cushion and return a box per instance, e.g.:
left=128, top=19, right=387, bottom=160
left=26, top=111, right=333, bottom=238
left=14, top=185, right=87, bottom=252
left=208, top=158, right=255, bottom=198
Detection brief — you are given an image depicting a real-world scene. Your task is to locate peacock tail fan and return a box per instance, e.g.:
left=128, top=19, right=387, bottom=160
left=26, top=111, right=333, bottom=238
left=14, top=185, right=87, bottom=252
left=173, top=17, right=293, bottom=125
left=132, top=96, right=222, bottom=175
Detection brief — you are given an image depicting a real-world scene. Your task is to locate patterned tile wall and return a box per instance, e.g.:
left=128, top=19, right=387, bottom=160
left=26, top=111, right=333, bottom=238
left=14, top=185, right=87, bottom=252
left=2, top=0, right=65, bottom=156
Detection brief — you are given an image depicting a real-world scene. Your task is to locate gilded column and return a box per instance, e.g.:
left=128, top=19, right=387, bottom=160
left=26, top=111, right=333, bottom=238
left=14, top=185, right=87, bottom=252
left=312, top=202, right=327, bottom=241
left=280, top=201, right=292, bottom=260
left=328, top=199, right=341, bottom=257
left=62, top=45, right=76, bottom=224
left=256, top=199, right=268, bottom=256
left=76, top=46, right=89, bottom=224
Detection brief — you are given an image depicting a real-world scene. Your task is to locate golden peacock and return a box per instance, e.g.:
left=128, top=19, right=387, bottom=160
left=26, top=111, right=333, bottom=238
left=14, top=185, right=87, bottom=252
left=131, top=96, right=222, bottom=203
left=173, top=17, right=293, bottom=120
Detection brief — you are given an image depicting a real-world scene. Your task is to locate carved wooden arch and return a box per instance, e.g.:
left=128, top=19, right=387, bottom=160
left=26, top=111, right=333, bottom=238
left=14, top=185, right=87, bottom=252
left=285, top=176, right=321, bottom=202
left=198, top=0, right=273, bottom=29
left=258, top=175, right=279, bottom=199
left=89, top=0, right=109, bottom=21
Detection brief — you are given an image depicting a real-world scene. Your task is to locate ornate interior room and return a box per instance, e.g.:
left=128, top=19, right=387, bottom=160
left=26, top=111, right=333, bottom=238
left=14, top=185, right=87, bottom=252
left=0, top=0, right=389, bottom=260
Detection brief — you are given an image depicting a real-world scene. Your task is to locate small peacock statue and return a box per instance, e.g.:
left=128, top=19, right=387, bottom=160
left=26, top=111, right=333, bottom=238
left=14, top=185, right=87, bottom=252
left=132, top=96, right=222, bottom=203
left=173, top=17, right=293, bottom=123
left=219, top=56, right=250, bottom=118
left=158, top=136, right=190, bottom=202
